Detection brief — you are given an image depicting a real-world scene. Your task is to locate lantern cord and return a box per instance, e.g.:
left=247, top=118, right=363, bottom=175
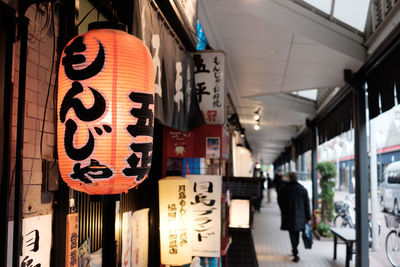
left=77, top=7, right=96, bottom=28
left=39, top=1, right=56, bottom=161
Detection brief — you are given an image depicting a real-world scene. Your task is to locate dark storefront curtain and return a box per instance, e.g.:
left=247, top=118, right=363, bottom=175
left=316, top=92, right=352, bottom=144
left=366, top=49, right=400, bottom=120
left=132, top=0, right=204, bottom=131
left=294, top=129, right=311, bottom=157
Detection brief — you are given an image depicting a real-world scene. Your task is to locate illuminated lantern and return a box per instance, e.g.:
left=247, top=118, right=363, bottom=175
left=229, top=199, right=250, bottom=229
left=158, top=177, right=192, bottom=265
left=57, top=23, right=154, bottom=195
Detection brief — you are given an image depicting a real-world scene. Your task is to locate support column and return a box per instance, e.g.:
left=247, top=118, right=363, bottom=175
left=353, top=87, right=369, bottom=267
left=102, top=195, right=117, bottom=267
left=311, top=125, right=318, bottom=212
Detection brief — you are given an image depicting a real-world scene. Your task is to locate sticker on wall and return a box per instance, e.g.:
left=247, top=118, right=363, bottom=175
left=206, top=137, right=220, bottom=159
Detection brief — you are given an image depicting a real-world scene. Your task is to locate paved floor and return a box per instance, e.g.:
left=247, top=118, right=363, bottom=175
left=252, top=191, right=392, bottom=267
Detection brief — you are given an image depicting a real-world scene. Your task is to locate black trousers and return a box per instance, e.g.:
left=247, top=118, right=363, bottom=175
left=289, top=230, right=300, bottom=256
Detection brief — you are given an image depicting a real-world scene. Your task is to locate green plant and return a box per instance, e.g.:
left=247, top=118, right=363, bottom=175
left=317, top=222, right=332, bottom=237
left=316, top=161, right=337, bottom=224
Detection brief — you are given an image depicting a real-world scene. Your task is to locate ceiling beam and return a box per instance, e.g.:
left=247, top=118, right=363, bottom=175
left=248, top=94, right=316, bottom=116
left=245, top=0, right=366, bottom=61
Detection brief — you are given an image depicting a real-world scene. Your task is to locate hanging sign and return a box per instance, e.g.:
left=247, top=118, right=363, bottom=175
left=122, top=211, right=132, bottom=267
left=187, top=175, right=221, bottom=257
left=57, top=27, right=154, bottom=195
left=158, top=177, right=192, bottom=265
left=193, top=51, right=226, bottom=124
left=131, top=208, right=149, bottom=267
left=66, top=213, right=79, bottom=267
left=20, top=214, right=52, bottom=267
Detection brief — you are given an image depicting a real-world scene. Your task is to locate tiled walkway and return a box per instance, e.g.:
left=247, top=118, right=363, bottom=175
left=252, top=200, right=349, bottom=267
left=252, top=192, right=391, bottom=267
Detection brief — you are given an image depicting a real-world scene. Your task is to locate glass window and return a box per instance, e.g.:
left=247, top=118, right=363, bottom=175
left=291, top=89, right=318, bottom=101
left=333, top=0, right=370, bottom=32
left=303, top=0, right=332, bottom=13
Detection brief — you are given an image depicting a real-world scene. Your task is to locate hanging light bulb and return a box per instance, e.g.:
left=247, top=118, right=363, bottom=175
left=253, top=114, right=260, bottom=120
left=254, top=124, right=260, bottom=131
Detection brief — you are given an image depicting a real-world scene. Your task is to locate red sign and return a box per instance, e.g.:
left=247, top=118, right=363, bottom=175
left=165, top=125, right=230, bottom=159
left=165, top=130, right=194, bottom=158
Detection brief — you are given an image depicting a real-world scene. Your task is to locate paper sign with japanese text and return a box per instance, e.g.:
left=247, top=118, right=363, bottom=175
left=20, top=214, right=52, bottom=267
left=131, top=208, right=149, bottom=267
left=66, top=213, right=79, bottom=267
left=187, top=175, right=221, bottom=257
left=122, top=211, right=132, bottom=267
left=193, top=51, right=226, bottom=124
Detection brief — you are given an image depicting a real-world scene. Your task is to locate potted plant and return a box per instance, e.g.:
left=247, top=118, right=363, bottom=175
left=315, top=161, right=337, bottom=237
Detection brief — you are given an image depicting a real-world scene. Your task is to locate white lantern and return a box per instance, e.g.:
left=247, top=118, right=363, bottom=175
left=229, top=199, right=250, bottom=229
left=158, top=177, right=192, bottom=265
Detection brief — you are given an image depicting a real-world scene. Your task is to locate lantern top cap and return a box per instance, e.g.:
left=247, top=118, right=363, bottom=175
left=88, top=21, right=127, bottom=32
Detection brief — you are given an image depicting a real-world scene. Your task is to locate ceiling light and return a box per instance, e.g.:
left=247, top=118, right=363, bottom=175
left=253, top=114, right=260, bottom=120
left=254, top=124, right=260, bottom=131
left=268, top=49, right=279, bottom=54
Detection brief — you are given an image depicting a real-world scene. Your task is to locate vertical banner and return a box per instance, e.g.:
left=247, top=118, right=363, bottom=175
left=132, top=0, right=204, bottom=131
left=159, top=177, right=192, bottom=265
left=131, top=208, right=149, bottom=267
left=193, top=51, right=226, bottom=124
left=20, top=214, right=52, bottom=267
left=187, top=175, right=221, bottom=257
left=122, top=211, right=132, bottom=267
left=66, top=213, right=79, bottom=267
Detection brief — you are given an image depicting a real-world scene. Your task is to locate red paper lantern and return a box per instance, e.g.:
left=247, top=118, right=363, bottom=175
left=57, top=25, right=154, bottom=195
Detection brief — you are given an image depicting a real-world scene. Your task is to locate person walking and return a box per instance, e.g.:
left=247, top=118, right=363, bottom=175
left=278, top=172, right=311, bottom=263
left=273, top=169, right=285, bottom=207
left=266, top=173, right=274, bottom=203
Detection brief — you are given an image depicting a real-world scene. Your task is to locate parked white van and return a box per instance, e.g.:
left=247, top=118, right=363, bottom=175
left=381, top=161, right=400, bottom=215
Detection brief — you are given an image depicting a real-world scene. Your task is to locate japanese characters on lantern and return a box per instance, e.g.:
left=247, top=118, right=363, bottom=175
left=187, top=175, right=222, bottom=257
left=193, top=51, right=225, bottom=124
left=159, top=177, right=192, bottom=265
left=57, top=28, right=154, bottom=195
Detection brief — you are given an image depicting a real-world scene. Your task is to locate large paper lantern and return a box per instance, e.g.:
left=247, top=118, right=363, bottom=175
left=57, top=24, right=154, bottom=195
left=158, top=177, right=192, bottom=265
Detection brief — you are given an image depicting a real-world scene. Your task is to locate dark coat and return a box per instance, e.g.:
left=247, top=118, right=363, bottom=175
left=279, top=181, right=311, bottom=231
left=273, top=173, right=284, bottom=192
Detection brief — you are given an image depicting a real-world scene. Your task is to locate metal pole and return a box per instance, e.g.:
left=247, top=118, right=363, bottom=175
left=335, top=137, right=340, bottom=191
left=0, top=6, right=15, bottom=266
left=12, top=15, right=29, bottom=267
left=311, top=126, right=318, bottom=212
left=102, top=195, right=117, bottom=267
left=370, top=118, right=379, bottom=250
left=353, top=87, right=369, bottom=267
